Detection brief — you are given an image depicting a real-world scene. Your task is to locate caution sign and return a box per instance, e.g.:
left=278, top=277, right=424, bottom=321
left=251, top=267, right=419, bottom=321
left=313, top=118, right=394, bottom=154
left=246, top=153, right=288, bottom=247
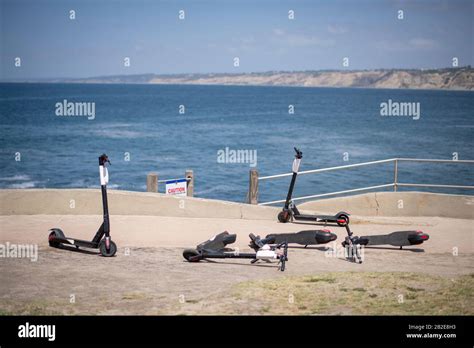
left=165, top=179, right=187, bottom=196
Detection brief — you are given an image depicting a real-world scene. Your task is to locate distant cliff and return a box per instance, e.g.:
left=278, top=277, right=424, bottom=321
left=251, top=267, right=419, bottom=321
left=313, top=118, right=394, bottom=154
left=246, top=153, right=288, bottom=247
left=17, top=67, right=474, bottom=90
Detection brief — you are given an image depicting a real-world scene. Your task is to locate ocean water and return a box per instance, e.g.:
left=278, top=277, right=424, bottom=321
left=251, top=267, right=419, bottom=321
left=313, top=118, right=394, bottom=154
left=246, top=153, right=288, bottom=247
left=0, top=83, right=473, bottom=204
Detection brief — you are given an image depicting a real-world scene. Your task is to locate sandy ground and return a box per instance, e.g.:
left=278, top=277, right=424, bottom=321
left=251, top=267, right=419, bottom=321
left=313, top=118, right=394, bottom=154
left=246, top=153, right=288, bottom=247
left=0, top=215, right=473, bottom=314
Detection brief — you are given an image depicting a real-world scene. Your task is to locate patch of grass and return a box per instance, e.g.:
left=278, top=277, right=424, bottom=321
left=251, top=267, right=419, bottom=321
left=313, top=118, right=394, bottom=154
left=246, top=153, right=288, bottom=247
left=0, top=300, right=64, bottom=315
left=185, top=299, right=199, bottom=304
left=406, top=286, right=425, bottom=292
left=122, top=292, right=149, bottom=300
left=353, top=288, right=366, bottom=292
left=231, top=272, right=474, bottom=315
left=304, top=276, right=336, bottom=283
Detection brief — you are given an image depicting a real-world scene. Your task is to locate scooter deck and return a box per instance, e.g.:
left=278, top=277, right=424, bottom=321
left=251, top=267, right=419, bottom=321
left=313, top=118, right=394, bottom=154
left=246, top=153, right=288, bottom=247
left=294, top=214, right=339, bottom=222
left=266, top=230, right=337, bottom=246
left=290, top=209, right=349, bottom=225
left=54, top=236, right=98, bottom=248
left=360, top=231, right=429, bottom=247
left=196, top=231, right=237, bottom=252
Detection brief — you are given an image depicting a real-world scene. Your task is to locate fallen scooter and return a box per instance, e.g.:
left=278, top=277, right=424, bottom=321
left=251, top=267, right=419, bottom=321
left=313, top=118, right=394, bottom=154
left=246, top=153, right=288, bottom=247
left=265, top=224, right=429, bottom=264
left=341, top=225, right=430, bottom=250
left=340, top=225, right=430, bottom=263
left=183, top=231, right=289, bottom=271
left=266, top=229, right=337, bottom=247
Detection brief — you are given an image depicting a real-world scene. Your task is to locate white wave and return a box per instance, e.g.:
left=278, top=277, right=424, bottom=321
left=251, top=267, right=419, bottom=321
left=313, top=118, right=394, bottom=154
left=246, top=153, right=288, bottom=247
left=0, top=175, right=31, bottom=181
left=102, top=123, right=134, bottom=128
left=66, top=179, right=87, bottom=187
left=8, top=182, right=36, bottom=189
left=93, top=129, right=142, bottom=139
left=64, top=181, right=119, bottom=189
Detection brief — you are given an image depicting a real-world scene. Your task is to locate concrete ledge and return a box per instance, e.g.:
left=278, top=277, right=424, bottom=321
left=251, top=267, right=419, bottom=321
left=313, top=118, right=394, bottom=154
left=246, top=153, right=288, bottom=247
left=0, top=189, right=279, bottom=220
left=1, top=189, right=472, bottom=220
left=299, top=191, right=474, bottom=220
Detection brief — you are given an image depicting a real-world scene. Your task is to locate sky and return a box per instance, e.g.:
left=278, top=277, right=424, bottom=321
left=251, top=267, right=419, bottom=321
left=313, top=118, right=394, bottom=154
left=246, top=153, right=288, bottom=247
left=1, top=0, right=473, bottom=79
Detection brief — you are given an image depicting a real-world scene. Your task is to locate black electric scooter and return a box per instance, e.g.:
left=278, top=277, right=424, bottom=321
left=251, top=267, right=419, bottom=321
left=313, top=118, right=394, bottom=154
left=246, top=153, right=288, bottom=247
left=266, top=229, right=337, bottom=247
left=48, top=154, right=117, bottom=257
left=362, top=231, right=429, bottom=248
left=340, top=225, right=430, bottom=263
left=277, top=148, right=350, bottom=226
left=183, top=231, right=289, bottom=271
left=341, top=225, right=429, bottom=250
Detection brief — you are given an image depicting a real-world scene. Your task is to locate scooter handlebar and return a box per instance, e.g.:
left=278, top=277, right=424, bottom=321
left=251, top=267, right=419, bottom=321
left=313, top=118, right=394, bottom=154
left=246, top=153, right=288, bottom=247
left=277, top=241, right=288, bottom=271
left=99, top=154, right=111, bottom=166
left=294, top=147, right=303, bottom=159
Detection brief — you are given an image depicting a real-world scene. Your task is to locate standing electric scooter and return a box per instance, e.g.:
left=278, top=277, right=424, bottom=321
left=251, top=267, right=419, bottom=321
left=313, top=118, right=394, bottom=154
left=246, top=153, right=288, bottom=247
left=277, top=148, right=350, bottom=226
left=48, top=154, right=117, bottom=257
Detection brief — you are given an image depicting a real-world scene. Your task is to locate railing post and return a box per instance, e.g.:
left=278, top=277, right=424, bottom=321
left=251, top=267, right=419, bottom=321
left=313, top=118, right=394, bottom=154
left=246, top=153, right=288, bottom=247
left=147, top=172, right=158, bottom=193
left=393, top=159, right=398, bottom=192
left=185, top=169, right=194, bottom=197
left=248, top=169, right=259, bottom=204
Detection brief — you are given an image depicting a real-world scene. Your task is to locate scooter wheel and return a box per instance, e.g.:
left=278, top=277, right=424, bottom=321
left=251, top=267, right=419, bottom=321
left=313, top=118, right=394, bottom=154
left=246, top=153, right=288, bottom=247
left=183, top=249, right=202, bottom=262
left=337, top=214, right=350, bottom=226
left=99, top=240, right=117, bottom=257
left=48, top=231, right=60, bottom=248
left=278, top=211, right=290, bottom=223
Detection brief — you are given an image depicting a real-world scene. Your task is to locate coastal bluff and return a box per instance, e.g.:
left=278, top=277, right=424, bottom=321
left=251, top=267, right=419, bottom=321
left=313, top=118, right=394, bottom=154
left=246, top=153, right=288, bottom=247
left=52, top=67, right=474, bottom=91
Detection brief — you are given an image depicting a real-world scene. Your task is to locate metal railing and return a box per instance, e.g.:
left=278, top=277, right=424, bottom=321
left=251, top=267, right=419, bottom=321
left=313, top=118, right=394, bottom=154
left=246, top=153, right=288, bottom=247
left=157, top=177, right=191, bottom=184
left=255, top=158, right=474, bottom=206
